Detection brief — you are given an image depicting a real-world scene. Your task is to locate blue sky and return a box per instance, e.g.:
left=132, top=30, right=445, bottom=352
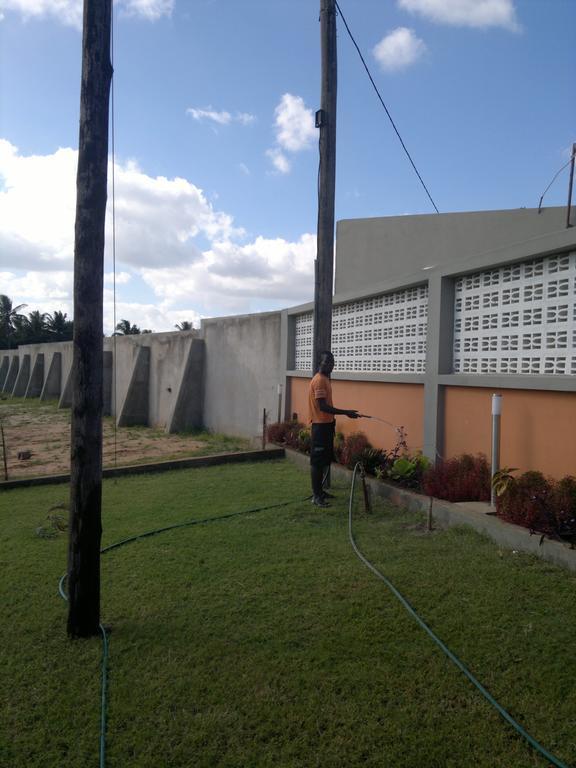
left=1, top=0, right=574, bottom=333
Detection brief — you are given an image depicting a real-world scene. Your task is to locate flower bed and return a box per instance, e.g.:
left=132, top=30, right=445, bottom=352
left=422, top=454, right=491, bottom=503
left=268, top=421, right=481, bottom=495
left=268, top=421, right=576, bottom=543
left=495, top=470, right=576, bottom=542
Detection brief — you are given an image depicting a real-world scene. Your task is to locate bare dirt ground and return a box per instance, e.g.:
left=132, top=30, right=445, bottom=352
left=0, top=398, right=251, bottom=480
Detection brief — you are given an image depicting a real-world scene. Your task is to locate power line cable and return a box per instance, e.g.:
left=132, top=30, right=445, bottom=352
left=537, top=155, right=574, bottom=212
left=334, top=0, right=440, bottom=214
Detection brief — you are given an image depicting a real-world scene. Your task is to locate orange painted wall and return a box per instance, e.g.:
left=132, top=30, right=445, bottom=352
left=444, top=387, right=576, bottom=478
left=289, top=377, right=425, bottom=453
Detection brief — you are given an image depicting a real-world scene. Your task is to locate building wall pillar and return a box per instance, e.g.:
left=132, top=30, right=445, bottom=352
left=423, top=275, right=455, bottom=462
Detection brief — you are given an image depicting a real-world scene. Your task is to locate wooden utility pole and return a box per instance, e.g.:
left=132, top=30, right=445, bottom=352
left=313, top=0, right=337, bottom=373
left=566, top=142, right=575, bottom=228
left=67, top=0, right=113, bottom=638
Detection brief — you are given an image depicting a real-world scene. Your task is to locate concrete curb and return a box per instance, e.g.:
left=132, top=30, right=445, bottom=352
left=0, top=448, right=286, bottom=491
left=281, top=446, right=576, bottom=573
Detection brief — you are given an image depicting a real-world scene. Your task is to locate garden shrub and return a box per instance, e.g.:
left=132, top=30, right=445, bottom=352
left=359, top=446, right=390, bottom=477
left=267, top=420, right=307, bottom=451
left=552, top=476, right=576, bottom=539
left=335, top=430, right=427, bottom=490
left=339, top=432, right=371, bottom=469
left=333, top=431, right=345, bottom=463
left=266, top=421, right=292, bottom=445
left=387, top=453, right=430, bottom=490
left=496, top=471, right=576, bottom=540
left=296, top=427, right=311, bottom=454
left=422, top=453, right=491, bottom=502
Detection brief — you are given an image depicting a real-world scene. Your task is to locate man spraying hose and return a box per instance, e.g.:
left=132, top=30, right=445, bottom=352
left=309, top=350, right=359, bottom=507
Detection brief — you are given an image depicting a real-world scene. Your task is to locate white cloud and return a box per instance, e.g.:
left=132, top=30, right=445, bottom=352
left=0, top=0, right=82, bottom=27
left=1, top=0, right=173, bottom=28
left=0, top=270, right=73, bottom=315
left=0, top=140, right=240, bottom=273
left=398, top=0, right=520, bottom=31
left=104, top=271, right=131, bottom=285
left=186, top=107, right=256, bottom=126
left=236, top=112, right=256, bottom=126
left=119, top=0, right=173, bottom=21
left=373, top=27, right=426, bottom=72
left=0, top=140, right=316, bottom=332
left=265, top=93, right=315, bottom=174
left=103, top=297, right=202, bottom=335
left=107, top=159, right=242, bottom=267
left=265, top=148, right=291, bottom=175
left=186, top=108, right=231, bottom=125
left=273, top=93, right=316, bottom=152
left=139, top=232, right=316, bottom=315
left=0, top=141, right=78, bottom=269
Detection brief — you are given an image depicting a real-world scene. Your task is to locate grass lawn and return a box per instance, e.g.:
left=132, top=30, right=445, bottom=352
left=1, top=459, right=575, bottom=768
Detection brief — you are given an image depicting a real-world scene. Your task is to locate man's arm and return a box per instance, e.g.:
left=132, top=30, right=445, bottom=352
left=317, top=398, right=359, bottom=419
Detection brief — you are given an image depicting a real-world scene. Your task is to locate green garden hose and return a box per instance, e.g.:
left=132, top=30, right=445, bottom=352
left=58, top=577, right=108, bottom=766
left=58, top=495, right=308, bottom=768
left=348, top=462, right=571, bottom=768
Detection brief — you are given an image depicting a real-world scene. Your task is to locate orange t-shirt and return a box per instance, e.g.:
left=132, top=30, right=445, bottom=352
left=308, top=373, right=335, bottom=424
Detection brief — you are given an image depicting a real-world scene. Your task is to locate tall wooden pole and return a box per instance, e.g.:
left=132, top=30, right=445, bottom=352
left=67, top=0, right=112, bottom=638
left=313, top=0, right=337, bottom=373
left=566, top=142, right=575, bottom=229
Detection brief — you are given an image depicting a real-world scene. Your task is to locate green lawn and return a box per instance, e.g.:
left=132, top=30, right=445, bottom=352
left=1, top=460, right=575, bottom=768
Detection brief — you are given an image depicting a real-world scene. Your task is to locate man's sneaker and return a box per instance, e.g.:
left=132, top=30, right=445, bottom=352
left=322, top=491, right=336, bottom=499
left=311, top=495, right=330, bottom=508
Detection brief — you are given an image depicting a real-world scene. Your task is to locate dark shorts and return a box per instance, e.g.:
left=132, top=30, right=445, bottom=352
left=310, top=421, right=335, bottom=467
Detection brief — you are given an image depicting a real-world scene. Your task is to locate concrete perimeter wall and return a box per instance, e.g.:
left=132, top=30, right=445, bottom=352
left=1, top=332, right=204, bottom=433
left=1, top=320, right=282, bottom=442
left=107, top=332, right=200, bottom=427
left=201, top=312, right=285, bottom=441
left=0, top=342, right=73, bottom=404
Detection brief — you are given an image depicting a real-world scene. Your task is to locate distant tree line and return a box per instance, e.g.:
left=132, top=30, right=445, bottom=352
left=1, top=295, right=195, bottom=348
left=0, top=295, right=74, bottom=349
left=112, top=319, right=194, bottom=334
left=113, top=319, right=152, bottom=335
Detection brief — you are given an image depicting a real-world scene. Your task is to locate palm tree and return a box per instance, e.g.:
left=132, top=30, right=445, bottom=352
left=24, top=310, right=49, bottom=343
left=0, top=295, right=27, bottom=348
left=114, top=319, right=141, bottom=335
left=46, top=310, right=74, bottom=341
left=174, top=321, right=194, bottom=331
left=10, top=313, right=29, bottom=343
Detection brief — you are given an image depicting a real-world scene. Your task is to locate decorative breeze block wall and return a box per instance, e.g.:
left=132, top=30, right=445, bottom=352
left=294, top=285, right=429, bottom=373
left=453, top=251, right=576, bottom=375
left=294, top=313, right=314, bottom=371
